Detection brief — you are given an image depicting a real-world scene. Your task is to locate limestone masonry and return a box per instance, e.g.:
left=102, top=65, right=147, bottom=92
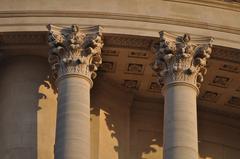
left=0, top=0, right=239, bottom=159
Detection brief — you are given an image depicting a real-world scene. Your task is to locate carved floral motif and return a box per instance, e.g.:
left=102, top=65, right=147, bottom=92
left=211, top=75, right=231, bottom=88
left=219, top=64, right=240, bottom=73
left=126, top=63, right=144, bottom=74
left=148, top=82, right=163, bottom=92
left=201, top=91, right=221, bottom=103
left=100, top=61, right=115, bottom=72
left=151, top=31, right=213, bottom=88
left=47, top=24, right=104, bottom=80
left=123, top=80, right=139, bottom=89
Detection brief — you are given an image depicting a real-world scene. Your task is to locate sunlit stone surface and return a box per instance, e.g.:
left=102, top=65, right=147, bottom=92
left=0, top=0, right=239, bottom=159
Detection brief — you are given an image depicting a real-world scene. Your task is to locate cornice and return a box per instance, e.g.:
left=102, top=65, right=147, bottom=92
left=104, top=34, right=154, bottom=50
left=0, top=11, right=239, bottom=35
left=166, top=0, right=240, bottom=12
left=0, top=32, right=47, bottom=44
left=212, top=45, right=240, bottom=63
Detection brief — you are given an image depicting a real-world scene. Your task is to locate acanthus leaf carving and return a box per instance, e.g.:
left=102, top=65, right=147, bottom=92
left=151, top=31, right=213, bottom=88
left=47, top=24, right=104, bottom=81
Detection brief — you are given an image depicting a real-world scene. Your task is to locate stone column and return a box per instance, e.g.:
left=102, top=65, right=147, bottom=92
left=47, top=24, right=104, bottom=159
left=151, top=32, right=213, bottom=159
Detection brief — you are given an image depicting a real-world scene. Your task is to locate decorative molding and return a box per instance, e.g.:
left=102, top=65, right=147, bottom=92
left=128, top=51, right=149, bottom=59
left=219, top=63, right=240, bottom=73
left=151, top=31, right=213, bottom=88
left=166, top=0, right=240, bottom=12
left=148, top=82, right=163, bottom=92
left=122, top=79, right=140, bottom=89
left=200, top=90, right=221, bottom=103
left=99, top=61, right=116, bottom=72
left=0, top=11, right=240, bottom=35
left=224, top=0, right=240, bottom=2
left=104, top=35, right=152, bottom=50
left=0, top=32, right=46, bottom=45
left=47, top=24, right=103, bottom=81
left=212, top=46, right=240, bottom=63
left=125, top=63, right=145, bottom=75
left=102, top=48, right=119, bottom=56
left=210, top=75, right=231, bottom=88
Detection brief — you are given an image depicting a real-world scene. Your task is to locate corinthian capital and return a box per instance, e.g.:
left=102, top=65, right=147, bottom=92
left=47, top=24, right=104, bottom=81
left=151, top=31, right=213, bottom=88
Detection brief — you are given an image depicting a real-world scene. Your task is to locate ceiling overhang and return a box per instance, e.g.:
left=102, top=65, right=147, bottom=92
left=0, top=31, right=239, bottom=117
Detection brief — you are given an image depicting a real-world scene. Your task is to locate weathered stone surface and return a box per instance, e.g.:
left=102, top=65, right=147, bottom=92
left=47, top=24, right=103, bottom=82
left=151, top=32, right=213, bottom=159
left=151, top=31, right=213, bottom=88
left=47, top=25, right=103, bottom=159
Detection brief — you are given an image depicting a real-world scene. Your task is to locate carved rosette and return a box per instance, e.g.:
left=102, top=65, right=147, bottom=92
left=47, top=24, right=104, bottom=81
left=151, top=31, right=213, bottom=88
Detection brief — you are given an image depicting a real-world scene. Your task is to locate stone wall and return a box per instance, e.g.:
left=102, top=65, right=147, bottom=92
left=129, top=97, right=240, bottom=159
left=0, top=55, right=240, bottom=159
left=0, top=56, right=57, bottom=159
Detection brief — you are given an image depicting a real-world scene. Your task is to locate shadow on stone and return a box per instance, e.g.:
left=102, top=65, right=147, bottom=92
left=90, top=72, right=163, bottom=159
left=0, top=55, right=56, bottom=159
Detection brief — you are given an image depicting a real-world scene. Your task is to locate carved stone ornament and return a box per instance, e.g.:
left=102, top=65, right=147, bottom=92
left=47, top=24, right=104, bottom=81
left=151, top=31, right=213, bottom=88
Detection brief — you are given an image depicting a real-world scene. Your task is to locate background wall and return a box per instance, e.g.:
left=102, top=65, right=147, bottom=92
left=130, top=97, right=163, bottom=159
left=0, top=56, right=57, bottom=159
left=129, top=97, right=240, bottom=159
left=198, top=112, right=240, bottom=159
left=91, top=77, right=134, bottom=159
left=0, top=56, right=239, bottom=159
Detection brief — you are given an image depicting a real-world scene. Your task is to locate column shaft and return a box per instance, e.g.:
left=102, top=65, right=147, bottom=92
left=151, top=31, right=213, bottom=159
left=47, top=24, right=103, bottom=159
left=55, top=76, right=91, bottom=159
left=163, top=84, right=198, bottom=159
